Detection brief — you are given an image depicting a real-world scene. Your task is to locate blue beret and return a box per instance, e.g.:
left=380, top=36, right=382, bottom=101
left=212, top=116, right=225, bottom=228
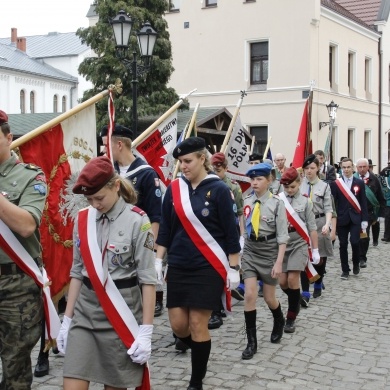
left=100, top=124, right=133, bottom=139
left=173, top=137, right=206, bottom=158
left=246, top=163, right=272, bottom=178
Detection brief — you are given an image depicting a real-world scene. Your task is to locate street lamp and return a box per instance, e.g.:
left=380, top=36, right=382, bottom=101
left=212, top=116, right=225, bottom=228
left=110, top=10, right=157, bottom=136
left=319, top=100, right=339, bottom=130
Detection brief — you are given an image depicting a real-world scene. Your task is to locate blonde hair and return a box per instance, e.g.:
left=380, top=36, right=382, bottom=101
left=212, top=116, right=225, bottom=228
left=195, top=147, right=212, bottom=173
left=105, top=174, right=138, bottom=204
left=112, top=136, right=132, bottom=149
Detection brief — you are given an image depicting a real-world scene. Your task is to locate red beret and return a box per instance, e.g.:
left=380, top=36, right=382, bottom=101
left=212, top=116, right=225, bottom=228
left=280, top=167, right=299, bottom=185
left=0, top=110, right=8, bottom=125
left=211, top=152, right=227, bottom=165
left=73, top=156, right=115, bottom=195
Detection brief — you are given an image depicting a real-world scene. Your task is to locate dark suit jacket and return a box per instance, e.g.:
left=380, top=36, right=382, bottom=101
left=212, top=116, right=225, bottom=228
left=359, top=172, right=386, bottom=221
left=320, top=163, right=336, bottom=183
left=330, top=177, right=368, bottom=226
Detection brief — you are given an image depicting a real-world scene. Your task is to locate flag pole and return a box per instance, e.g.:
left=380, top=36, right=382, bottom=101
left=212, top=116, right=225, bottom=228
left=132, top=88, right=197, bottom=148
left=249, top=135, right=256, bottom=154
left=172, top=103, right=200, bottom=179
left=263, top=137, right=272, bottom=160
left=10, top=81, right=121, bottom=150
left=220, top=90, right=246, bottom=153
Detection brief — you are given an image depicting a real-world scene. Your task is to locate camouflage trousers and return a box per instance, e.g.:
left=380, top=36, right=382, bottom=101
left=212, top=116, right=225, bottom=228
left=0, top=273, right=43, bottom=390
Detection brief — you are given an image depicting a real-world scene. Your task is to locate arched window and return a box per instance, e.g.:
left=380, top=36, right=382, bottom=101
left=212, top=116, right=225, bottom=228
left=30, top=91, right=35, bottom=113
left=53, top=95, right=58, bottom=113
left=62, top=96, right=66, bottom=112
left=20, top=90, right=26, bottom=113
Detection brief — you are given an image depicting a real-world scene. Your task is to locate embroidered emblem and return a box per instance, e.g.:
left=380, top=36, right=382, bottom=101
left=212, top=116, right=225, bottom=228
left=233, top=204, right=237, bottom=213
left=33, top=184, right=46, bottom=195
left=155, top=189, right=162, bottom=197
left=141, top=222, right=151, bottom=232
left=201, top=208, right=210, bottom=217
left=111, top=253, right=122, bottom=266
left=143, top=232, right=154, bottom=250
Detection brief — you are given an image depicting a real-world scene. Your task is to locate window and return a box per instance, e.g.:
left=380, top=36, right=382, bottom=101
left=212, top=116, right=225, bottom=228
left=388, top=65, right=390, bottom=102
left=62, top=96, right=66, bottom=112
left=250, top=126, right=268, bottom=155
left=168, top=0, right=180, bottom=11
left=53, top=95, right=58, bottom=113
left=30, top=91, right=35, bottom=113
left=348, top=128, right=355, bottom=161
left=250, top=41, right=268, bottom=85
left=365, top=57, right=372, bottom=93
left=329, top=44, right=338, bottom=90
left=20, top=90, right=25, bottom=114
left=348, top=51, right=356, bottom=95
left=364, top=130, right=371, bottom=158
left=206, top=0, right=217, bottom=6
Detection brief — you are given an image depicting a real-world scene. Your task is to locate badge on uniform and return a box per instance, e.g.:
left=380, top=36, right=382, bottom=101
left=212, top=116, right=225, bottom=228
left=155, top=189, right=161, bottom=197
left=34, top=184, right=46, bottom=195
left=244, top=205, right=251, bottom=218
left=132, top=177, right=137, bottom=185
left=143, top=232, right=154, bottom=250
left=201, top=208, right=209, bottom=217
left=233, top=204, right=237, bottom=213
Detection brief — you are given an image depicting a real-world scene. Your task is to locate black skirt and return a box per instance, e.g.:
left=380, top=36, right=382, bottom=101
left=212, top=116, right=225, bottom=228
left=166, top=265, right=224, bottom=310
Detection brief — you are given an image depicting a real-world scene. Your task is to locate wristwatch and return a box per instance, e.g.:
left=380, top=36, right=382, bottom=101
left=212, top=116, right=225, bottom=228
left=230, top=264, right=241, bottom=271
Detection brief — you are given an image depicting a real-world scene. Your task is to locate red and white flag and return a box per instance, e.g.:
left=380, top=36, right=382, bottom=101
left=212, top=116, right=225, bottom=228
left=225, top=115, right=251, bottom=194
left=133, top=111, right=177, bottom=188
left=18, top=105, right=97, bottom=300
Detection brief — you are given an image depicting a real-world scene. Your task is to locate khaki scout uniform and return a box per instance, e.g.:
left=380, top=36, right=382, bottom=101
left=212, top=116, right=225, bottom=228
left=241, top=190, right=289, bottom=286
left=300, top=177, right=334, bottom=257
left=282, top=191, right=317, bottom=272
left=65, top=196, right=156, bottom=388
left=0, top=151, right=46, bottom=389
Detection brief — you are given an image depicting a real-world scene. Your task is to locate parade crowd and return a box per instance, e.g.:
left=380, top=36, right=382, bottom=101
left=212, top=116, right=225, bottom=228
left=1, top=108, right=390, bottom=390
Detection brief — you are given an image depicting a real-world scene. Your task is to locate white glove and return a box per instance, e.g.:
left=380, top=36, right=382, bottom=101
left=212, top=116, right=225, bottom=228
left=57, top=315, right=72, bottom=355
left=378, top=217, right=385, bottom=223
left=155, top=258, right=163, bottom=285
left=239, top=236, right=245, bottom=254
left=127, top=325, right=153, bottom=365
left=227, top=268, right=240, bottom=290
left=311, top=248, right=320, bottom=265
left=361, top=221, right=368, bottom=230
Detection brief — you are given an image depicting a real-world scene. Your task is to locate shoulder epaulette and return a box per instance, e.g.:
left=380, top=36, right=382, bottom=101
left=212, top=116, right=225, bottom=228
left=131, top=205, right=146, bottom=216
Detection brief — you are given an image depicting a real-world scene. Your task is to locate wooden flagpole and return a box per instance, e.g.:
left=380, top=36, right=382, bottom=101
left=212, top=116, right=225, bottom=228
left=220, top=90, right=246, bottom=153
left=11, top=87, right=115, bottom=150
left=131, top=88, right=197, bottom=148
left=172, top=103, right=200, bottom=179
left=249, top=135, right=256, bottom=154
left=263, top=136, right=272, bottom=160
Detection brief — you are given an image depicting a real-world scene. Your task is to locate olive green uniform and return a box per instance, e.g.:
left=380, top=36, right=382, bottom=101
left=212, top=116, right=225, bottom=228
left=0, top=152, right=46, bottom=390
left=222, top=176, right=243, bottom=216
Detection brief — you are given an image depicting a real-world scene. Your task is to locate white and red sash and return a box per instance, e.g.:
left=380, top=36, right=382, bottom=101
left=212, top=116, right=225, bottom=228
left=0, top=220, right=61, bottom=344
left=78, top=207, right=150, bottom=390
left=278, top=193, right=319, bottom=282
left=171, top=178, right=232, bottom=313
left=335, top=178, right=361, bottom=213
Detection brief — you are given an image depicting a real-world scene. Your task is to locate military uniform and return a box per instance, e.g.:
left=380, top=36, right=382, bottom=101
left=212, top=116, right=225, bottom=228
left=222, top=175, right=243, bottom=217
left=64, top=197, right=156, bottom=388
left=269, top=178, right=282, bottom=195
left=379, top=173, right=390, bottom=241
left=0, top=152, right=46, bottom=389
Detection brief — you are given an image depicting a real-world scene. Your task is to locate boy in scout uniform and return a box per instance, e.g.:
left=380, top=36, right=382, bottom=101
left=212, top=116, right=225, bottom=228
left=240, top=163, right=289, bottom=360
left=0, top=110, right=46, bottom=389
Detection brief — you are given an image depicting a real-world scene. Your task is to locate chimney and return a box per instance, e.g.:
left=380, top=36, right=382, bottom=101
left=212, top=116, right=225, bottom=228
left=16, top=37, right=26, bottom=52
left=11, top=28, right=17, bottom=43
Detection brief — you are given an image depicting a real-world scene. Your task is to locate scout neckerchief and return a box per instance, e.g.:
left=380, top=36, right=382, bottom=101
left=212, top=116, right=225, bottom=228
left=278, top=192, right=319, bottom=283
left=353, top=173, right=379, bottom=217
left=0, top=220, right=61, bottom=347
left=171, top=177, right=232, bottom=313
left=78, top=207, right=150, bottom=390
left=335, top=178, right=361, bottom=213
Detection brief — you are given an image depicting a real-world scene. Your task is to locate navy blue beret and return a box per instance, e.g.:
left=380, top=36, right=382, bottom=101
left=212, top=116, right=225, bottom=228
left=173, top=137, right=206, bottom=158
left=246, top=163, right=272, bottom=178
left=302, top=154, right=317, bottom=168
left=100, top=124, right=133, bottom=139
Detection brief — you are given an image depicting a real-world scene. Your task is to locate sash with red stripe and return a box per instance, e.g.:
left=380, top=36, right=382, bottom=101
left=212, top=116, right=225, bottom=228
left=278, top=193, right=319, bottom=282
left=171, top=178, right=232, bottom=313
left=335, top=178, right=361, bottom=214
left=0, top=220, right=61, bottom=345
left=78, top=207, right=150, bottom=390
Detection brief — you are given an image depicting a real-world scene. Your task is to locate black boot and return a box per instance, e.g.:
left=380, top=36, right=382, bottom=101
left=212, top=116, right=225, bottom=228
left=271, top=316, right=285, bottom=343
left=34, top=351, right=49, bottom=377
left=241, top=327, right=257, bottom=360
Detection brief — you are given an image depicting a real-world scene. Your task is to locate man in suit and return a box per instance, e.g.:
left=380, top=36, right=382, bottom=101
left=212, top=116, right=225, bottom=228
left=355, top=158, right=385, bottom=268
left=314, top=149, right=336, bottom=183
left=330, top=158, right=368, bottom=279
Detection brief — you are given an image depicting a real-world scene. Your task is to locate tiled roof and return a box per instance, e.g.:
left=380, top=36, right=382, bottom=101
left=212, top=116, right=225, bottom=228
left=8, top=113, right=61, bottom=137
left=335, top=0, right=382, bottom=26
left=0, top=43, right=78, bottom=82
left=0, top=32, right=89, bottom=58
left=322, top=0, right=375, bottom=30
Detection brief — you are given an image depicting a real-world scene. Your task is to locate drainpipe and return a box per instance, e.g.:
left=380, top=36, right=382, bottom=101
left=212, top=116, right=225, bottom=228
left=70, top=84, right=77, bottom=109
left=378, top=37, right=383, bottom=171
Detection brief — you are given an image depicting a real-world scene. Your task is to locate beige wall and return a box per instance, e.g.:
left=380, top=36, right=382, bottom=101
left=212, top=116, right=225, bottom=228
left=165, top=0, right=382, bottom=167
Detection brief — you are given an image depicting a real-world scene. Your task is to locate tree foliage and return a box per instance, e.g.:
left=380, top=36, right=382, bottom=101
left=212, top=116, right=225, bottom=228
left=77, top=0, right=180, bottom=131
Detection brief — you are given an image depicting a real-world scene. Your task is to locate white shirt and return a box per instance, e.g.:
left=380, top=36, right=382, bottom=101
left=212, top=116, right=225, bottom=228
left=343, top=175, right=353, bottom=190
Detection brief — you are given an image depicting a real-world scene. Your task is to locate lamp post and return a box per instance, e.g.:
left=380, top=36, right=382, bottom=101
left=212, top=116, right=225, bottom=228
left=110, top=10, right=157, bottom=136
left=320, top=100, right=338, bottom=162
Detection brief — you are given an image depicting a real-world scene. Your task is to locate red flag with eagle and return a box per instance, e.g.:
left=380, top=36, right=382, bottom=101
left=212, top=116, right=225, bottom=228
left=292, top=90, right=313, bottom=169
left=18, top=106, right=97, bottom=301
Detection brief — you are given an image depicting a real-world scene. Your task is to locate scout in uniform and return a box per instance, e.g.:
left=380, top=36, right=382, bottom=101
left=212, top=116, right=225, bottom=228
left=57, top=156, right=156, bottom=390
left=241, top=163, right=289, bottom=360
left=0, top=110, right=46, bottom=389
left=279, top=167, right=320, bottom=333
left=299, top=155, right=334, bottom=305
